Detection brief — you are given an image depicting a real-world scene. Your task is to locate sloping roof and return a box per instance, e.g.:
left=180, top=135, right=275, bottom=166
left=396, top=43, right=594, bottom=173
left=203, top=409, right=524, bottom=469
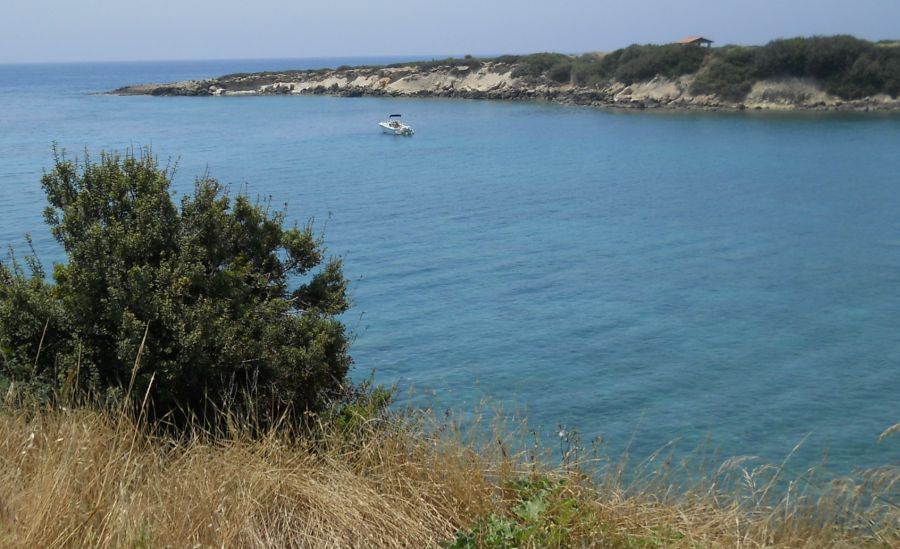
left=677, top=36, right=713, bottom=44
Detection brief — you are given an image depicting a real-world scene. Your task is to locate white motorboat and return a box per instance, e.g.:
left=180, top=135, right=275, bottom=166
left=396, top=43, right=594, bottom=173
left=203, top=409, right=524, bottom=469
left=379, top=114, right=414, bottom=135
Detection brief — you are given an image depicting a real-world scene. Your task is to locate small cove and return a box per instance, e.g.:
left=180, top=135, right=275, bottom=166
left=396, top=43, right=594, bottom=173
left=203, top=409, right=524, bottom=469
left=1, top=59, right=899, bottom=473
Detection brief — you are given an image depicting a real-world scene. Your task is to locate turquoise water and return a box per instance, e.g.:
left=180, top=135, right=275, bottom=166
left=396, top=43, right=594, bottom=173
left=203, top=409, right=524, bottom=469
left=1, top=60, right=899, bottom=472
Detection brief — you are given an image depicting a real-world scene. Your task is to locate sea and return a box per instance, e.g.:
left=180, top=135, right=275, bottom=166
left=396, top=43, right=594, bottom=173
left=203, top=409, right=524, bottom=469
left=1, top=58, right=898, bottom=475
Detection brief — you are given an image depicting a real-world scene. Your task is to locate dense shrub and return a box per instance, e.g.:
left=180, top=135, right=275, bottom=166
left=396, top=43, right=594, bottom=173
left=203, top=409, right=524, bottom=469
left=688, top=37, right=900, bottom=101
left=511, top=53, right=571, bottom=78
left=0, top=245, right=69, bottom=399
left=547, top=61, right=574, bottom=83
left=750, top=35, right=900, bottom=99
left=393, top=56, right=483, bottom=71
left=494, top=36, right=900, bottom=100
left=691, top=60, right=753, bottom=101
left=492, top=55, right=523, bottom=65
left=0, top=148, right=351, bottom=420
left=570, top=55, right=610, bottom=87
left=690, top=47, right=756, bottom=101
left=606, top=44, right=708, bottom=84
left=754, top=36, right=864, bottom=80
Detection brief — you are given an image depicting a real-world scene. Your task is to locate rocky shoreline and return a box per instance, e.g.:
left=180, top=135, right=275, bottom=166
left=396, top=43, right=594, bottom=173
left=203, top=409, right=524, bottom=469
left=113, top=60, right=900, bottom=112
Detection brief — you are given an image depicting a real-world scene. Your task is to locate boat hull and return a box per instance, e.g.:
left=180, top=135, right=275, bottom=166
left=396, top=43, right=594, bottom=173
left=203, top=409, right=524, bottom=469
left=379, top=122, right=414, bottom=135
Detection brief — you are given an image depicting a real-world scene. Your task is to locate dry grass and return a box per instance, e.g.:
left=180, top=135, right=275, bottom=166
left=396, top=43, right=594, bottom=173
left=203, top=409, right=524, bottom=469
left=0, top=397, right=896, bottom=548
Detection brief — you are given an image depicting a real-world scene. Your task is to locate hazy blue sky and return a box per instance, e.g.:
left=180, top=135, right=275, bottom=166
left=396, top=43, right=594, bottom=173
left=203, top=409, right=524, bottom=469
left=3, top=0, right=899, bottom=63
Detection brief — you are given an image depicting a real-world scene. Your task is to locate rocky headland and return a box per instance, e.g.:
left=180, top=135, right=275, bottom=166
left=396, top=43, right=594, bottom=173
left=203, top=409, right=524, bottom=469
left=114, top=38, right=900, bottom=112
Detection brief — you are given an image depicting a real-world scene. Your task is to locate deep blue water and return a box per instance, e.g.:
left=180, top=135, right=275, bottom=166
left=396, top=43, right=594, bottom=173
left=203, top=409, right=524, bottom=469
left=1, top=59, right=899, bottom=473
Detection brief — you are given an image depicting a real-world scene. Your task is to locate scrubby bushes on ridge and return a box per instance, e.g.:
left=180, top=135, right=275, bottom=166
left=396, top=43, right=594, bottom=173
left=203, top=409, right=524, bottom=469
left=487, top=36, right=899, bottom=102
left=603, top=43, right=708, bottom=84
left=506, top=36, right=900, bottom=101
left=690, top=46, right=756, bottom=101
left=691, top=36, right=900, bottom=101
left=390, top=55, right=483, bottom=71
left=510, top=53, right=571, bottom=79
left=506, top=45, right=708, bottom=86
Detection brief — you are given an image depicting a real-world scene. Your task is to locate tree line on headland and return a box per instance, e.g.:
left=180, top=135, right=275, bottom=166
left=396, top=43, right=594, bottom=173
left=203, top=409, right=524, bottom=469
left=394, top=35, right=900, bottom=102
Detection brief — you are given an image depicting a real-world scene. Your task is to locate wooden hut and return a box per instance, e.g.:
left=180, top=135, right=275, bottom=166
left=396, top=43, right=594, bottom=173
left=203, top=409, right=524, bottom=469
left=676, top=36, right=713, bottom=47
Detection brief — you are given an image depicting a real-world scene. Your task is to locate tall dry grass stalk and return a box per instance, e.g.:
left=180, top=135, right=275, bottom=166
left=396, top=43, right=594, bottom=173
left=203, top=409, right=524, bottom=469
left=0, top=397, right=896, bottom=548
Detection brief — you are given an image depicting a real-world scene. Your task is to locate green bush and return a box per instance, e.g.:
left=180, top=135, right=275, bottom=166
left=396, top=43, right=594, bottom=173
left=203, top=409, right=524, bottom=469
left=444, top=477, right=580, bottom=548
left=0, top=148, right=351, bottom=421
left=547, top=61, right=573, bottom=83
left=689, top=37, right=900, bottom=101
left=492, top=55, right=523, bottom=65
left=0, top=241, right=70, bottom=401
left=754, top=35, right=866, bottom=80
left=511, top=53, right=571, bottom=79
left=394, top=56, right=483, bottom=71
left=750, top=35, right=900, bottom=99
left=690, top=55, right=754, bottom=101
left=504, top=36, right=900, bottom=99
left=570, top=55, right=610, bottom=87
left=607, top=44, right=708, bottom=84
left=324, top=374, right=393, bottom=434
left=443, top=475, right=688, bottom=548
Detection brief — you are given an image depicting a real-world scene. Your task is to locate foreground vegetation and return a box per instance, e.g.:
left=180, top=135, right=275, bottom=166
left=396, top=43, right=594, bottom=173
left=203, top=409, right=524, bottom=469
left=0, top=396, right=897, bottom=548
left=1, top=148, right=350, bottom=424
left=2, top=148, right=897, bottom=547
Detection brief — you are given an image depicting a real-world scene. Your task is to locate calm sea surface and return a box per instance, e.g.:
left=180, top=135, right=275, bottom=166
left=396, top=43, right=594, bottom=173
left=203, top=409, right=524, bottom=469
left=1, top=59, right=899, bottom=472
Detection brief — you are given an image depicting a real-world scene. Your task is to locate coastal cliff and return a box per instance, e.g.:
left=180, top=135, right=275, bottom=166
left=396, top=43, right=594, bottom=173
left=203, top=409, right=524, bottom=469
left=114, top=37, right=900, bottom=111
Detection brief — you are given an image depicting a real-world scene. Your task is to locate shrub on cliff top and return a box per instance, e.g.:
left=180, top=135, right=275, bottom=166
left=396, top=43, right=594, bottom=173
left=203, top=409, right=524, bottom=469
left=690, top=47, right=756, bottom=101
left=392, top=56, right=483, bottom=71
left=548, top=61, right=574, bottom=83
left=606, top=44, right=708, bottom=84
left=570, top=54, right=611, bottom=87
left=693, top=37, right=900, bottom=101
left=707, top=36, right=900, bottom=100
left=0, top=147, right=351, bottom=421
left=511, top=53, right=571, bottom=79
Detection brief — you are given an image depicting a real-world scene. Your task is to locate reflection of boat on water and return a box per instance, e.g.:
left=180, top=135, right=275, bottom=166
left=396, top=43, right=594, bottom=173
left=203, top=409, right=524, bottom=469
left=379, top=114, right=414, bottom=135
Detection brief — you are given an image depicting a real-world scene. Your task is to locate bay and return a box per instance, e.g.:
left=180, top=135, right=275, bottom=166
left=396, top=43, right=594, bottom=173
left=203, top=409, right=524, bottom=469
left=1, top=59, right=899, bottom=473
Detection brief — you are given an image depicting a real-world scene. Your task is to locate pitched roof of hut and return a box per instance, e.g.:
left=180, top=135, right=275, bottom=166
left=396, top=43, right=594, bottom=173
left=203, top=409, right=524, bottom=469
left=677, top=36, right=713, bottom=45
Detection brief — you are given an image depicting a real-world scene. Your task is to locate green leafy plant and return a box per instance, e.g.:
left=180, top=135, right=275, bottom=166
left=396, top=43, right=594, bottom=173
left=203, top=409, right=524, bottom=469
left=443, top=477, right=583, bottom=548
left=324, top=373, right=393, bottom=434
left=0, top=147, right=351, bottom=422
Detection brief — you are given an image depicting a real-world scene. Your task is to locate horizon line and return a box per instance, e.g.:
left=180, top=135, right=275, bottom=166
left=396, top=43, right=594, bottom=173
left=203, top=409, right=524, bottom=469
left=2, top=34, right=898, bottom=66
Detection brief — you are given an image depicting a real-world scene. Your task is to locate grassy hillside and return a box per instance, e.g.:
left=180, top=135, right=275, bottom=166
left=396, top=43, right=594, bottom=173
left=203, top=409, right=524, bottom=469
left=0, top=395, right=896, bottom=548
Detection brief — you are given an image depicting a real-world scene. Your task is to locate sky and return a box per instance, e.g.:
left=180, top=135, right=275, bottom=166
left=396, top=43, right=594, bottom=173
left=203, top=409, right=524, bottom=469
left=2, top=0, right=900, bottom=64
